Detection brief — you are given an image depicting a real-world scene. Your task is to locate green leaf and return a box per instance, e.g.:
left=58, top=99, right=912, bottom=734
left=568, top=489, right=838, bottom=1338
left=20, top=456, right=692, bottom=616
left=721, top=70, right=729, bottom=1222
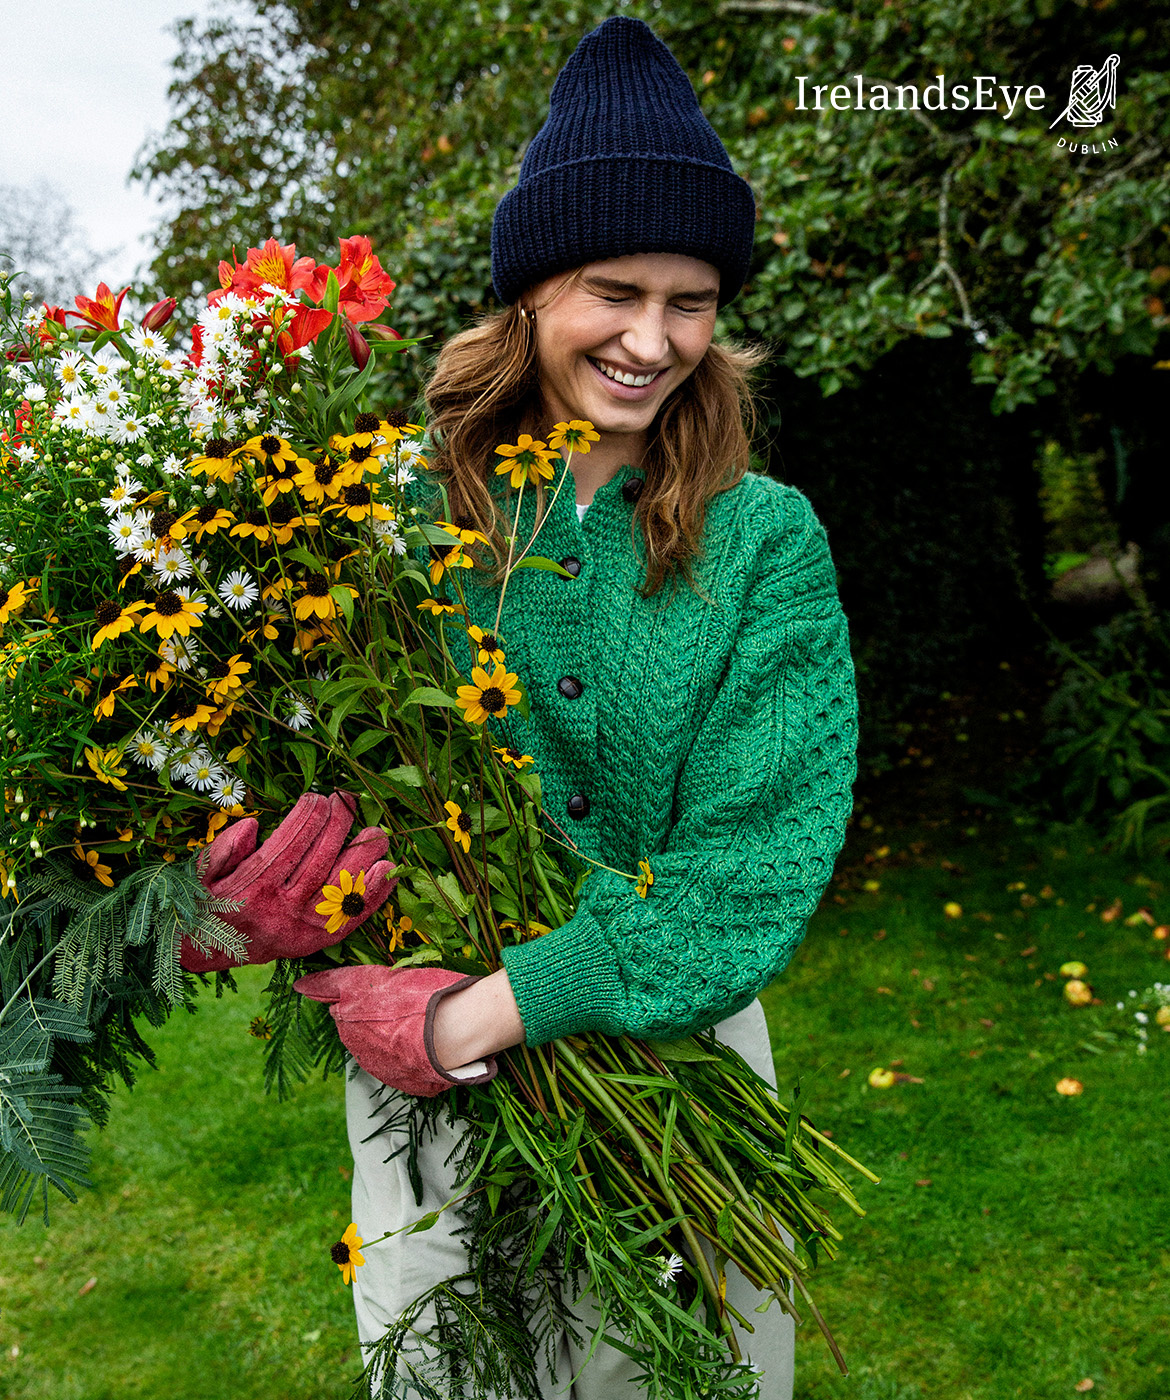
left=525, top=1199, right=563, bottom=1280
left=402, top=686, right=460, bottom=711
left=347, top=728, right=393, bottom=762
left=329, top=584, right=355, bottom=627
left=407, top=1209, right=440, bottom=1235
left=716, top=1200, right=736, bottom=1248
left=322, top=270, right=340, bottom=315
left=644, top=1038, right=722, bottom=1064
left=286, top=740, right=317, bottom=790
left=509, top=555, right=574, bottom=577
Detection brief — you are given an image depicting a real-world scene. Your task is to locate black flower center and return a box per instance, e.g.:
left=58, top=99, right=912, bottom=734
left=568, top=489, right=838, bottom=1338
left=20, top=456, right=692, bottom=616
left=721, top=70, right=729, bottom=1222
left=0, top=590, right=8, bottom=610
left=303, top=573, right=330, bottom=598
left=348, top=442, right=372, bottom=463
left=260, top=434, right=281, bottom=456
left=95, top=600, right=121, bottom=625
left=154, top=591, right=183, bottom=616
left=457, top=813, right=472, bottom=833
left=172, top=699, right=198, bottom=719
left=205, top=437, right=231, bottom=459
left=481, top=633, right=498, bottom=651
left=353, top=413, right=380, bottom=434
left=244, top=509, right=268, bottom=528
left=152, top=509, right=177, bottom=537
left=268, top=500, right=297, bottom=525
left=330, top=1241, right=351, bottom=1265
left=340, top=892, right=365, bottom=917
left=343, top=485, right=371, bottom=507
left=314, top=462, right=339, bottom=485
left=207, top=660, right=231, bottom=679
left=196, top=504, right=219, bottom=524
left=384, top=409, right=407, bottom=429
left=480, top=687, right=505, bottom=712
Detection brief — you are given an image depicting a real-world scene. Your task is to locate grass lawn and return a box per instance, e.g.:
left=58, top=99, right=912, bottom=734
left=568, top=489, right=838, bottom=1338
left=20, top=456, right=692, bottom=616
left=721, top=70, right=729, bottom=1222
left=0, top=812, right=1166, bottom=1399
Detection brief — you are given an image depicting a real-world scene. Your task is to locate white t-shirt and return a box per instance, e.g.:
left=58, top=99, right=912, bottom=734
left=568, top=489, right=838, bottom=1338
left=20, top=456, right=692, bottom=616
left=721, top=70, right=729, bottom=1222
left=576, top=501, right=589, bottom=522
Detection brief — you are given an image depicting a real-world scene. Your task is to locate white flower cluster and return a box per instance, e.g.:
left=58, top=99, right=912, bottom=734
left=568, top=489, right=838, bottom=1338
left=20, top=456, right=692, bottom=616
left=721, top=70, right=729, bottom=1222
left=50, top=338, right=188, bottom=444
left=1115, top=982, right=1168, bottom=1055
left=178, top=291, right=285, bottom=440
left=128, top=728, right=245, bottom=807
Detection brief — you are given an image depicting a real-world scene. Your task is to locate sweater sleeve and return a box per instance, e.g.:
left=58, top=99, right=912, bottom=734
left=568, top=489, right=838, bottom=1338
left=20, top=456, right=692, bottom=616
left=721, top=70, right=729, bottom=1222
left=499, top=486, right=859, bottom=1047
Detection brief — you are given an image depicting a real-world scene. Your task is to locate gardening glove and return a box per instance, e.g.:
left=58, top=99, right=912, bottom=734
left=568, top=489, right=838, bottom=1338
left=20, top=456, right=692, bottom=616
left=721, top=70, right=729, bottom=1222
left=180, top=791, right=397, bottom=973
left=292, top=964, right=499, bottom=1097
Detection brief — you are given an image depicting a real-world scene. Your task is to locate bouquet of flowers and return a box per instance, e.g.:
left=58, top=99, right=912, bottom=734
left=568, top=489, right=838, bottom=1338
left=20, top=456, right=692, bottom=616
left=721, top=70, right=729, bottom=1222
left=0, top=238, right=876, bottom=1399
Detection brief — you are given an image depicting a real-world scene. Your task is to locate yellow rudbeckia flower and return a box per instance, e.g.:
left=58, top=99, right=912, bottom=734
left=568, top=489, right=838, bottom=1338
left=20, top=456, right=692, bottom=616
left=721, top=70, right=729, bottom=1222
left=455, top=663, right=521, bottom=725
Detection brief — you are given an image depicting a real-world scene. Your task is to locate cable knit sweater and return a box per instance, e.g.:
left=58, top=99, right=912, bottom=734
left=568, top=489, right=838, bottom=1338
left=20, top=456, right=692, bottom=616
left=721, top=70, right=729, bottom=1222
left=404, top=456, right=858, bottom=1049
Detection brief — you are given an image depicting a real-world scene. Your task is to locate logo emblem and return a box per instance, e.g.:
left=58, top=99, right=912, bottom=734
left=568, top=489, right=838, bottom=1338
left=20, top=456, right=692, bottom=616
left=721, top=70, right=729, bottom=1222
left=1049, top=54, right=1120, bottom=130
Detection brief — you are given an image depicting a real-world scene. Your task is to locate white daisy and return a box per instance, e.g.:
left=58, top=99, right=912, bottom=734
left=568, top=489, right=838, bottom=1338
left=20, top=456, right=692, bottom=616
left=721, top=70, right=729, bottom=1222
left=654, top=1253, right=684, bottom=1287
left=281, top=695, right=313, bottom=731
left=14, top=444, right=36, bottom=464
left=160, top=635, right=199, bottom=671
left=153, top=547, right=193, bottom=585
left=129, top=729, right=169, bottom=771
left=213, top=775, right=246, bottom=808
left=107, top=514, right=143, bottom=553
left=127, top=326, right=166, bottom=356
left=56, top=352, right=86, bottom=394
left=22, top=383, right=46, bottom=403
left=99, top=383, right=126, bottom=407
left=100, top=478, right=142, bottom=514
left=218, top=570, right=259, bottom=611
left=168, top=743, right=204, bottom=780
left=112, top=416, right=145, bottom=445
left=185, top=756, right=227, bottom=793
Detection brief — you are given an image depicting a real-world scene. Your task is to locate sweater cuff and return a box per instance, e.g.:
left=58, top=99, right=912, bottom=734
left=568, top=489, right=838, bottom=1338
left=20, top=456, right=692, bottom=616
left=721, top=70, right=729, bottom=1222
left=500, top=909, right=626, bottom=1047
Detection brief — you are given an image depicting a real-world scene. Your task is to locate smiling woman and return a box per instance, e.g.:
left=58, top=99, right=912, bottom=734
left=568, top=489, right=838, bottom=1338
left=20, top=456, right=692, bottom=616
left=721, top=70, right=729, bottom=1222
left=322, top=13, right=859, bottom=1400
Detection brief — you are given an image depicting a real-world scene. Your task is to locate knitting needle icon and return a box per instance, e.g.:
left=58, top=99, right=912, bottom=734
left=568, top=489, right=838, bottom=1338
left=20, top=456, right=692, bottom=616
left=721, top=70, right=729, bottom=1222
left=1048, top=54, right=1120, bottom=130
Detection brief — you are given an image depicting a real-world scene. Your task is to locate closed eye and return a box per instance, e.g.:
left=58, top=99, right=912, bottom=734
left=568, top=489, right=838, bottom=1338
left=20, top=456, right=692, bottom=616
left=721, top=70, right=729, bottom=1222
left=599, top=295, right=709, bottom=313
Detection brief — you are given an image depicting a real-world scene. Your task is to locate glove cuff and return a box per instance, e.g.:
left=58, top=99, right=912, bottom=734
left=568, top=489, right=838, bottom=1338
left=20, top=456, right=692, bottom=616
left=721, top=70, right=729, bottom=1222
left=423, top=975, right=500, bottom=1087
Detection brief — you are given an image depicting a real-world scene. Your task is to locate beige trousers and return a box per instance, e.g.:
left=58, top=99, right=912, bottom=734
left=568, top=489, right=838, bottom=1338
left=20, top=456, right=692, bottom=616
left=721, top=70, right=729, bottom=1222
left=345, top=998, right=796, bottom=1399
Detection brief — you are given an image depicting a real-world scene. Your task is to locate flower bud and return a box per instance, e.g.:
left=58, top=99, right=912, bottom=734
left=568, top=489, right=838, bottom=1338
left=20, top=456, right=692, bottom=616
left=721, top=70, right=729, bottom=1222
left=344, top=318, right=371, bottom=371
left=141, top=297, right=176, bottom=331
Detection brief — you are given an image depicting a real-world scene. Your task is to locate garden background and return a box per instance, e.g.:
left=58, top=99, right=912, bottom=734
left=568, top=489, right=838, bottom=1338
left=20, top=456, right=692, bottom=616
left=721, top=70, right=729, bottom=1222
left=1, top=0, right=1167, bottom=1396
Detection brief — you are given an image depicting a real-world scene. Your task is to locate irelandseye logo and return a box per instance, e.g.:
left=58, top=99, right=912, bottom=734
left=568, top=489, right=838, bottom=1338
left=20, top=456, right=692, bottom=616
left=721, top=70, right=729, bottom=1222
left=1048, top=54, right=1122, bottom=156
left=793, top=55, right=1126, bottom=160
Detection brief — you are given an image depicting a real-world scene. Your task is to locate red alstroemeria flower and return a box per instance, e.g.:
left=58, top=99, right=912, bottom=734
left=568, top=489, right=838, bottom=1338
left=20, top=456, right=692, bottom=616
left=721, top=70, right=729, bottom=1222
left=275, top=305, right=334, bottom=359
left=328, top=235, right=397, bottom=324
left=210, top=237, right=327, bottom=305
left=37, top=304, right=68, bottom=345
left=69, top=282, right=130, bottom=332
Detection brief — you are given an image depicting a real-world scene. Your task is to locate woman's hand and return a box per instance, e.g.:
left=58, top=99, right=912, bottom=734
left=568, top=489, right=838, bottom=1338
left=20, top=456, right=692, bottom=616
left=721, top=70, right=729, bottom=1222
left=429, top=969, right=527, bottom=1069
left=180, top=791, right=397, bottom=972
left=293, top=965, right=507, bottom=1096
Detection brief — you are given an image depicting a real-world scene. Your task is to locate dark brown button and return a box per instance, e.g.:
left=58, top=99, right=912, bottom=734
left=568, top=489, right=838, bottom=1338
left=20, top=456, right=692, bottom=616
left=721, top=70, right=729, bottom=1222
left=560, top=556, right=582, bottom=577
left=567, top=793, right=591, bottom=820
left=621, top=476, right=645, bottom=502
left=557, top=676, right=584, bottom=700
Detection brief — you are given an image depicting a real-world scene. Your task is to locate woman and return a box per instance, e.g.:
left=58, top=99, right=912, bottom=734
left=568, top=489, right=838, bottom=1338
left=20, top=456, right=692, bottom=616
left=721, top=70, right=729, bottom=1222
left=190, top=15, right=858, bottom=1397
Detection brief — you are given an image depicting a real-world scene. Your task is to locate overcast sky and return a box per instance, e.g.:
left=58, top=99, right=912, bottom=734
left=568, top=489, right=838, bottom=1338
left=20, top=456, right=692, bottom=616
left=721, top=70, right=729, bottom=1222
left=0, top=0, right=225, bottom=289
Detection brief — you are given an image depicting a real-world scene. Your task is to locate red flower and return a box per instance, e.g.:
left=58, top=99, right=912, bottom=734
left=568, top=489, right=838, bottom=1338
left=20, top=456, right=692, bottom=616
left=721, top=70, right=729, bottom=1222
left=275, top=305, right=333, bottom=360
left=210, top=237, right=326, bottom=305
left=328, top=235, right=396, bottom=324
left=141, top=297, right=177, bottom=331
left=69, top=282, right=130, bottom=332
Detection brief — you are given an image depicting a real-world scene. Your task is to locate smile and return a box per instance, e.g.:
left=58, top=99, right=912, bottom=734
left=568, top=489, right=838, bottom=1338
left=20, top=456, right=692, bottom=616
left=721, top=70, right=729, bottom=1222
left=586, top=356, right=666, bottom=388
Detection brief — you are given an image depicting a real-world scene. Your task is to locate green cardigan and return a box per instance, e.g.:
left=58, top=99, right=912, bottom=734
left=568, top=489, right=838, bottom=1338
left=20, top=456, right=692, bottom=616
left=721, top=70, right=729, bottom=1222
left=405, top=457, right=858, bottom=1049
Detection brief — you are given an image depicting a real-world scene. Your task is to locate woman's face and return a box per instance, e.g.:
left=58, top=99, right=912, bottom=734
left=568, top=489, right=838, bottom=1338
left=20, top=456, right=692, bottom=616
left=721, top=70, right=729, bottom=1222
left=525, top=253, right=720, bottom=439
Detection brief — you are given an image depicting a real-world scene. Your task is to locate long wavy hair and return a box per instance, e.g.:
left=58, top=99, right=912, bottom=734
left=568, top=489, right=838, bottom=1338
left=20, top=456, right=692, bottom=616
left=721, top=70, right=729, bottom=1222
left=420, top=266, right=772, bottom=602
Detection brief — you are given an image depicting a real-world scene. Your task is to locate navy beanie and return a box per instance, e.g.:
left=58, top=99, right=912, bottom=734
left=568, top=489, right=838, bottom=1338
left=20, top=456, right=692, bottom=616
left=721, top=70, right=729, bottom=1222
left=490, top=15, right=756, bottom=310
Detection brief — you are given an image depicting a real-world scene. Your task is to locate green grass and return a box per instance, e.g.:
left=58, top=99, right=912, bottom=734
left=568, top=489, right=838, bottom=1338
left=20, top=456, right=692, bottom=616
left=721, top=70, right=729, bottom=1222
left=1, top=815, right=1167, bottom=1399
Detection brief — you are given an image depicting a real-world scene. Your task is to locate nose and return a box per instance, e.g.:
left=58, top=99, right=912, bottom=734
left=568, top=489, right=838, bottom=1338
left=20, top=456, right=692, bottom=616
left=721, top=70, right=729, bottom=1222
left=618, top=302, right=671, bottom=368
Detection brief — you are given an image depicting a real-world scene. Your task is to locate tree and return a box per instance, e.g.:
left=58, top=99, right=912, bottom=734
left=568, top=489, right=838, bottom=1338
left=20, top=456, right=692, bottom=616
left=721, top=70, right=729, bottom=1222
left=0, top=182, right=108, bottom=307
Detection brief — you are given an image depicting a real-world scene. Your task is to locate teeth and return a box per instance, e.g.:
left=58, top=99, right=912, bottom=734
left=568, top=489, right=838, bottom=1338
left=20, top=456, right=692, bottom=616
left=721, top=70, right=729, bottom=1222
left=591, top=357, right=661, bottom=388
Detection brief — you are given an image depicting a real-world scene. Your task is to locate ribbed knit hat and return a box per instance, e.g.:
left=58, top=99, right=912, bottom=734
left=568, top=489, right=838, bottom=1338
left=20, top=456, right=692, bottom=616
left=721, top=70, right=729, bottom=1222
left=490, top=15, right=756, bottom=310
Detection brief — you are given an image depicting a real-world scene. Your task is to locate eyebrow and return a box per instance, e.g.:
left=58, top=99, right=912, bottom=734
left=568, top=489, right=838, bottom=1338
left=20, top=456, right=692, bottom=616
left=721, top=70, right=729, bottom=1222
left=583, top=275, right=718, bottom=301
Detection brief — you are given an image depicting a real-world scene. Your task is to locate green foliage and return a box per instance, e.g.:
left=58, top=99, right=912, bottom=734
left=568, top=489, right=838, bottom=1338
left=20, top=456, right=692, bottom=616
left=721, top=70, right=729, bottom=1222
left=1035, top=606, right=1170, bottom=859
left=0, top=857, right=243, bottom=1223
left=133, top=0, right=1170, bottom=410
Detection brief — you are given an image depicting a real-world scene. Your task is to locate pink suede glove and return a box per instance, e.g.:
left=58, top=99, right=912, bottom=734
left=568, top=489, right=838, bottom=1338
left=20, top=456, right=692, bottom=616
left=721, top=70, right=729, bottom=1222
left=180, top=791, right=397, bottom=973
left=293, top=965, right=499, bottom=1097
